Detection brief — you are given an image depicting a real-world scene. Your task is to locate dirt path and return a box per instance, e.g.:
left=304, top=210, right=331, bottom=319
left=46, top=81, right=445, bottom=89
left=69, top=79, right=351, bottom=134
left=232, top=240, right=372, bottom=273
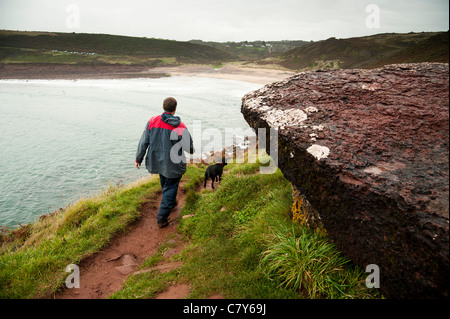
left=54, top=182, right=189, bottom=299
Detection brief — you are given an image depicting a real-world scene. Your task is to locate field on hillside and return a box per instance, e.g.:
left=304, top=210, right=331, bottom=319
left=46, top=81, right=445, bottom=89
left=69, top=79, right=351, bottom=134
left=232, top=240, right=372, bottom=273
left=0, top=30, right=234, bottom=67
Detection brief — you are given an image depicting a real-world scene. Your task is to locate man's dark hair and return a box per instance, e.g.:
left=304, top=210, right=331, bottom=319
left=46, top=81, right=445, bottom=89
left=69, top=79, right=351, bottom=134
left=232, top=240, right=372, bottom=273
left=163, top=97, right=177, bottom=112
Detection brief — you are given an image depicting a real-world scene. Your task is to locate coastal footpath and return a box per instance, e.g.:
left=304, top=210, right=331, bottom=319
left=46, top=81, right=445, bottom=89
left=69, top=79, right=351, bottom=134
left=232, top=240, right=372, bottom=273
left=241, top=63, right=449, bottom=298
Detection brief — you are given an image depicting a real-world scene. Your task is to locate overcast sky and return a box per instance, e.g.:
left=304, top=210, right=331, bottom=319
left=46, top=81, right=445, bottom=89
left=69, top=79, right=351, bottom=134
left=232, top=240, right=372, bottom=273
left=0, top=0, right=448, bottom=42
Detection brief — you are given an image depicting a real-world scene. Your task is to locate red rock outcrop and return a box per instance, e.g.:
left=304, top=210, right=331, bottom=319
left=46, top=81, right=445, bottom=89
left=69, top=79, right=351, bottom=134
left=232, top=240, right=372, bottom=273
left=241, top=63, right=449, bottom=298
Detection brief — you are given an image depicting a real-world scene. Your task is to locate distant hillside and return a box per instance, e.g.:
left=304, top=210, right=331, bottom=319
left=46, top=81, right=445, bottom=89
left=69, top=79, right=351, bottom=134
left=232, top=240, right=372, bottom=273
left=367, top=31, right=449, bottom=68
left=266, top=32, right=448, bottom=71
left=1, top=30, right=448, bottom=74
left=0, top=30, right=235, bottom=66
left=189, top=39, right=309, bottom=61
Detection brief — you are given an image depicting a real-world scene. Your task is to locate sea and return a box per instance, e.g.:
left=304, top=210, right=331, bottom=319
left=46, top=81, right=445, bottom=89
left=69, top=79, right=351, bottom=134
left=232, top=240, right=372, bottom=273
left=0, top=76, right=261, bottom=228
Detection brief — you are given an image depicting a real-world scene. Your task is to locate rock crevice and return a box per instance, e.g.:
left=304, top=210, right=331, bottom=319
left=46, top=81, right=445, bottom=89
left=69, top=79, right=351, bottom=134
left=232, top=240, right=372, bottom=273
left=241, top=63, right=449, bottom=298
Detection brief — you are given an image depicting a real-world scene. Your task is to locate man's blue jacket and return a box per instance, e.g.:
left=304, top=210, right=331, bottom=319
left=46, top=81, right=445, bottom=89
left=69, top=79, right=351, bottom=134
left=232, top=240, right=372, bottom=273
left=136, top=112, right=195, bottom=178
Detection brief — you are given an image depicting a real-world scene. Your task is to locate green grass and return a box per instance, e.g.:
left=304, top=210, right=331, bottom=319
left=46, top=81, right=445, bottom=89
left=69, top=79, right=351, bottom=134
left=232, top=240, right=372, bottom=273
left=0, top=176, right=160, bottom=298
left=0, top=47, right=179, bottom=67
left=112, top=160, right=382, bottom=299
left=177, top=165, right=302, bottom=298
left=0, top=160, right=383, bottom=299
left=260, top=226, right=371, bottom=298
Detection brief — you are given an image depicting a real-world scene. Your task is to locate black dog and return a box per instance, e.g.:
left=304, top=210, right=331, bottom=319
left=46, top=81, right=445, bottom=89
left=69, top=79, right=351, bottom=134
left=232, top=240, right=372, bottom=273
left=204, top=159, right=227, bottom=189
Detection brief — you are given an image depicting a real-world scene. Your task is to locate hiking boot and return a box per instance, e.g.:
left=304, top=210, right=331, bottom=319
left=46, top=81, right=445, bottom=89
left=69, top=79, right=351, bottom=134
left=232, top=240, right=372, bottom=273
left=158, top=217, right=173, bottom=229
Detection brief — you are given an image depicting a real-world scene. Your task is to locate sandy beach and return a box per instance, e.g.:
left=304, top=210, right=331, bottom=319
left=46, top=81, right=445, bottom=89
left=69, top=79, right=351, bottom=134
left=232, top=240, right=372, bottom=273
left=148, top=64, right=296, bottom=85
left=0, top=63, right=295, bottom=85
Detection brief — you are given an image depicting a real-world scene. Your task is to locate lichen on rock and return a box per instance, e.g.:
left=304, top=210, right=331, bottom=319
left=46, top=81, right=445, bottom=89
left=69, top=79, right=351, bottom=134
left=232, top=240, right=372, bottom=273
left=306, top=144, right=330, bottom=160
left=291, top=185, right=326, bottom=234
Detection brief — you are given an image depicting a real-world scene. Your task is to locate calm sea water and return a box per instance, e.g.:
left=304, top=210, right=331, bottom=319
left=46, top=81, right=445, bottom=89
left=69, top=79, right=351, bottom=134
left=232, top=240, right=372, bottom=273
left=0, top=77, right=261, bottom=228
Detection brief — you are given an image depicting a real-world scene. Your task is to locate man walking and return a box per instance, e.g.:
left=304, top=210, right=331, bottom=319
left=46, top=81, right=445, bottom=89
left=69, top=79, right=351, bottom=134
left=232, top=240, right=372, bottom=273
left=135, top=97, right=194, bottom=228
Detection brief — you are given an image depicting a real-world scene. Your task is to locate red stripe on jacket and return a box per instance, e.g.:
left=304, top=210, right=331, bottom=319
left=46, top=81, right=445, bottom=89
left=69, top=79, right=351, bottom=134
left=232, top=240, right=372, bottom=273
left=148, top=115, right=186, bottom=136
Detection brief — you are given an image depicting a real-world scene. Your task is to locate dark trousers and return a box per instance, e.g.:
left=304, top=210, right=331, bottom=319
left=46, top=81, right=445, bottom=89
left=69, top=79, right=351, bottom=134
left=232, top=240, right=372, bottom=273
left=157, top=174, right=181, bottom=224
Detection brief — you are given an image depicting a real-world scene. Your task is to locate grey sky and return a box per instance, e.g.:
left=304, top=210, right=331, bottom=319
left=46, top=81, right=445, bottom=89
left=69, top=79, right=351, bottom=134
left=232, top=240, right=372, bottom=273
left=0, top=0, right=448, bottom=42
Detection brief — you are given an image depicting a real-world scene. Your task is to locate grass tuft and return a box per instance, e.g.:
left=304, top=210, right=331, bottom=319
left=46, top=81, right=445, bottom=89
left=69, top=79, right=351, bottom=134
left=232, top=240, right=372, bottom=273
left=260, top=226, right=373, bottom=298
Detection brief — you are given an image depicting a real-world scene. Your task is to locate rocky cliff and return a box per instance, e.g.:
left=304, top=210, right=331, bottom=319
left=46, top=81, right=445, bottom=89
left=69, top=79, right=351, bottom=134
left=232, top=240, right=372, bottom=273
left=241, top=63, right=449, bottom=298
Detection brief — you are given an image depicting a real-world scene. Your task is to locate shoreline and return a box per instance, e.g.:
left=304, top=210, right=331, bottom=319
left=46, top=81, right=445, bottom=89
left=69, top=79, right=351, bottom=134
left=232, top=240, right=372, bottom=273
left=0, top=138, right=259, bottom=230
left=0, top=66, right=264, bottom=229
left=0, top=63, right=295, bottom=85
